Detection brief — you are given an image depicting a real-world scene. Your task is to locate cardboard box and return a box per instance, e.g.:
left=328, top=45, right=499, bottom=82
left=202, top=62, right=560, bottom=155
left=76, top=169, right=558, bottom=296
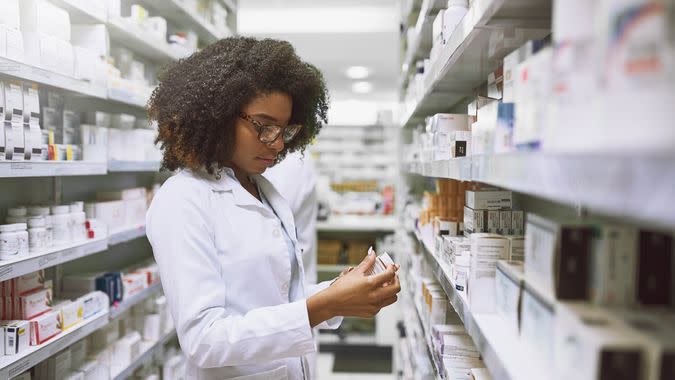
left=525, top=213, right=593, bottom=301
left=637, top=231, right=672, bottom=306
left=463, top=206, right=485, bottom=236
left=29, top=309, right=61, bottom=345
left=498, top=210, right=512, bottom=235
left=466, top=190, right=512, bottom=210
left=521, top=283, right=555, bottom=371
left=18, top=287, right=52, bottom=320
left=511, top=211, right=524, bottom=235
left=506, top=235, right=525, bottom=262
left=496, top=260, right=524, bottom=335
left=121, top=272, right=147, bottom=300
left=486, top=210, right=500, bottom=233
left=1, top=320, right=29, bottom=355
left=55, top=299, right=83, bottom=330
left=12, top=270, right=45, bottom=296
left=468, top=234, right=509, bottom=312
left=590, top=225, right=638, bottom=307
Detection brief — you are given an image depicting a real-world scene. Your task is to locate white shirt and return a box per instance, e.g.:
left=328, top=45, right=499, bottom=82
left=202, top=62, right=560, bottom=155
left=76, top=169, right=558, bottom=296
left=264, top=152, right=318, bottom=286
left=146, top=168, right=340, bottom=380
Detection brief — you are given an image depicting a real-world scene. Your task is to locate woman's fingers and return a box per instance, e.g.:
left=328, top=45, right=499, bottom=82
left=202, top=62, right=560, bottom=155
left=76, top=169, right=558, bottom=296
left=368, top=266, right=396, bottom=287
left=355, top=251, right=377, bottom=274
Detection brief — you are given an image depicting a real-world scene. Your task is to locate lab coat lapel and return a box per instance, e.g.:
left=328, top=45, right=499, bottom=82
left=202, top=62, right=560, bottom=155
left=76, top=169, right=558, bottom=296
left=254, top=175, right=298, bottom=244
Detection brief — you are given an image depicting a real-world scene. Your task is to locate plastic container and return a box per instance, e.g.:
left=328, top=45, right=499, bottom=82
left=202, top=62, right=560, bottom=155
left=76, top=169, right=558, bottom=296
left=6, top=215, right=28, bottom=224
left=15, top=223, right=29, bottom=256
left=44, top=215, right=54, bottom=248
left=8, top=207, right=27, bottom=217
left=28, top=206, right=50, bottom=217
left=52, top=213, right=71, bottom=245
left=70, top=201, right=84, bottom=213
left=28, top=217, right=48, bottom=253
left=0, top=224, right=20, bottom=259
left=51, top=205, right=70, bottom=215
left=72, top=212, right=87, bottom=242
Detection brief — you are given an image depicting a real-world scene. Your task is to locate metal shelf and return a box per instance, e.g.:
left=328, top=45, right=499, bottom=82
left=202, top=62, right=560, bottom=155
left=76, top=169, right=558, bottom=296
left=317, top=215, right=398, bottom=233
left=317, top=264, right=350, bottom=273
left=0, top=57, right=107, bottom=99
left=108, top=225, right=147, bottom=246
left=0, top=238, right=108, bottom=282
left=110, top=283, right=162, bottom=320
left=107, top=17, right=188, bottom=63
left=107, top=161, right=161, bottom=173
left=407, top=158, right=472, bottom=181
left=107, top=89, right=148, bottom=109
left=112, top=330, right=177, bottom=380
left=0, top=310, right=109, bottom=379
left=0, top=161, right=108, bottom=178
left=48, top=0, right=107, bottom=23
left=400, top=0, right=551, bottom=128
left=411, top=230, right=546, bottom=380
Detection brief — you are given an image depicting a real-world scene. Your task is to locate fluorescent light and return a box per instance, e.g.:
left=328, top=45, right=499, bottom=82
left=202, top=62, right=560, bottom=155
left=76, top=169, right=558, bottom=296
left=238, top=7, right=398, bottom=34
left=345, top=66, right=371, bottom=79
left=352, top=81, right=373, bottom=94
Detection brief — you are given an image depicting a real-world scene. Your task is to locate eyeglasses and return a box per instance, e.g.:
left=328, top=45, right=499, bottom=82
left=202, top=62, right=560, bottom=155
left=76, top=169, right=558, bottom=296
left=239, top=112, right=303, bottom=144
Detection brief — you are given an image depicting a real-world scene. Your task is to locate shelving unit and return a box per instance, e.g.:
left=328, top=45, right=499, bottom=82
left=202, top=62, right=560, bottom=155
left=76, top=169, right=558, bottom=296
left=144, top=0, right=231, bottom=42
left=0, top=310, right=110, bottom=379
left=0, top=238, right=108, bottom=282
left=112, top=330, right=177, bottom=380
left=317, top=215, right=398, bottom=233
left=0, top=161, right=108, bottom=178
left=110, top=282, right=162, bottom=319
left=48, top=0, right=107, bottom=23
left=107, top=161, right=161, bottom=173
left=108, top=225, right=147, bottom=246
left=107, top=17, right=188, bottom=63
left=400, top=0, right=551, bottom=128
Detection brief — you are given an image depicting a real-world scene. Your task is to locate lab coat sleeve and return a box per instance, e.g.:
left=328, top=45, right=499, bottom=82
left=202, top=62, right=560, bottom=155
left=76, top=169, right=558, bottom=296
left=146, top=183, right=315, bottom=368
left=306, top=281, right=343, bottom=330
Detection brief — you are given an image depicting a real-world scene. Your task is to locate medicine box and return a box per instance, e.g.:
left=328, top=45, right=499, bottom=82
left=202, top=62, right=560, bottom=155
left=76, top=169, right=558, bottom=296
left=553, top=303, right=646, bottom=380
left=506, top=235, right=525, bottom=262
left=520, top=282, right=555, bottom=372
left=1, top=320, right=29, bottom=355
left=495, top=260, right=524, bottom=336
left=12, top=270, right=46, bottom=296
left=637, top=230, right=672, bottom=306
left=18, top=286, right=52, bottom=320
left=121, top=272, right=147, bottom=299
left=29, top=309, right=61, bottom=345
left=590, top=225, right=638, bottom=307
left=468, top=234, right=509, bottom=313
left=466, top=190, right=512, bottom=210
left=56, top=299, right=84, bottom=330
left=525, top=213, right=593, bottom=301
left=463, top=206, right=485, bottom=236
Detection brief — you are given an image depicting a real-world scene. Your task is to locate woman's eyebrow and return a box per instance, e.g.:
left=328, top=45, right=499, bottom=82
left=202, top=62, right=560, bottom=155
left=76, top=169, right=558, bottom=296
left=251, top=113, right=281, bottom=123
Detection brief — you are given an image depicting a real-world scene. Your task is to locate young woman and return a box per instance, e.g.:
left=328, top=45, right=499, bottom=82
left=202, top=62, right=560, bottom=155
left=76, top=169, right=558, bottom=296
left=146, top=37, right=400, bottom=380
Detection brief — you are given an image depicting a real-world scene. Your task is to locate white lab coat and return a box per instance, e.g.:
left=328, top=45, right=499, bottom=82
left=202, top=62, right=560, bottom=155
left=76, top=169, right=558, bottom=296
left=146, top=168, right=340, bottom=380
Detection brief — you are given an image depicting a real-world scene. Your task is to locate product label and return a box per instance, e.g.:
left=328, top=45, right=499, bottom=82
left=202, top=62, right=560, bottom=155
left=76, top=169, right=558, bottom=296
left=0, top=233, right=20, bottom=257
left=11, top=122, right=23, bottom=160
left=499, top=211, right=512, bottom=234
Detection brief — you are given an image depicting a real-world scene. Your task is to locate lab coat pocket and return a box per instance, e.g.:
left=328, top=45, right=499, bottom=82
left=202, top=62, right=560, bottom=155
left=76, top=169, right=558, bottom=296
left=225, top=365, right=288, bottom=380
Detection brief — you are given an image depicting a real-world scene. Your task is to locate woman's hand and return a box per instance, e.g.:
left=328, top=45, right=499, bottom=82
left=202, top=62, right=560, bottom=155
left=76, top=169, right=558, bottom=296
left=307, top=253, right=401, bottom=327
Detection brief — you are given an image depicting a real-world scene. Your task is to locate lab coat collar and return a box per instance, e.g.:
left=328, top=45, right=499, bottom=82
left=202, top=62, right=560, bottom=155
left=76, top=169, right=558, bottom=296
left=253, top=174, right=298, bottom=243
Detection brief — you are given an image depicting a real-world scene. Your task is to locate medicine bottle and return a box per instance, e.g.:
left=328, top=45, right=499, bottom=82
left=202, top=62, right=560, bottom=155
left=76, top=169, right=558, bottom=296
left=0, top=224, right=20, bottom=259
left=28, top=216, right=48, bottom=253
left=51, top=206, right=71, bottom=245
left=14, top=223, right=29, bottom=256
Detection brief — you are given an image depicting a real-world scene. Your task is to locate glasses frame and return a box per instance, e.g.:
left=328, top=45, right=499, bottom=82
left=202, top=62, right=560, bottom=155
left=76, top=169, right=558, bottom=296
left=239, top=112, right=302, bottom=144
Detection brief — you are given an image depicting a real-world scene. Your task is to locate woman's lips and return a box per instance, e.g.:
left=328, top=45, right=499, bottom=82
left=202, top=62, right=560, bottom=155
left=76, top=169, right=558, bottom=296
left=256, top=157, right=276, bottom=165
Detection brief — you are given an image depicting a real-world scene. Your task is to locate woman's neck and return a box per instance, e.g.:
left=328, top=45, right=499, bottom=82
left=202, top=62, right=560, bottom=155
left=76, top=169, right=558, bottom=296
left=229, top=164, right=260, bottom=200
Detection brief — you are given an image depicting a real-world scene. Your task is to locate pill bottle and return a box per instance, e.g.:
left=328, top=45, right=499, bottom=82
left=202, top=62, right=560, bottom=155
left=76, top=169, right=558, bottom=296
left=14, top=223, right=29, bottom=256
left=70, top=201, right=84, bottom=213
left=28, top=216, right=48, bottom=253
left=52, top=213, right=71, bottom=246
left=72, top=212, right=87, bottom=242
left=0, top=224, right=20, bottom=259
left=44, top=215, right=54, bottom=248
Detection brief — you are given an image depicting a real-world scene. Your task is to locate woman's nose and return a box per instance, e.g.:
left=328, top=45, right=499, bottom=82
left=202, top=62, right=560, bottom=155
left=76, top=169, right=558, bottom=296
left=268, top=135, right=285, bottom=152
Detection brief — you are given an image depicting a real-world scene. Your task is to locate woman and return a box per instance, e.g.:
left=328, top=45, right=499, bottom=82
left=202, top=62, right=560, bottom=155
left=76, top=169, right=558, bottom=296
left=146, top=37, right=401, bottom=380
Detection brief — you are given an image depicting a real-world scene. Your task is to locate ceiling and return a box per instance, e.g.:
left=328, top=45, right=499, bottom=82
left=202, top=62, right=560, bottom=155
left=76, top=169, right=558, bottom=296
left=238, top=0, right=401, bottom=102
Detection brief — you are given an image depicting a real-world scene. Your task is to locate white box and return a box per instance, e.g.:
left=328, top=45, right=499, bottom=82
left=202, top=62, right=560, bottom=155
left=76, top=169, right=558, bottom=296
left=54, top=38, right=74, bottom=77
left=525, top=213, right=593, bottom=301
left=430, top=113, right=469, bottom=133
left=498, top=210, right=512, bottom=234
left=1, top=320, right=29, bottom=355
left=70, top=25, right=109, bottom=58
left=513, top=47, right=553, bottom=151
left=97, top=187, right=147, bottom=201
left=521, top=283, right=555, bottom=372
left=503, top=40, right=542, bottom=102
left=590, top=225, right=638, bottom=307
left=0, top=25, right=25, bottom=62
left=468, top=233, right=509, bottom=313
left=80, top=125, right=108, bottom=162
left=554, top=303, right=646, bottom=380
left=463, top=206, right=485, bottom=235
left=12, top=270, right=45, bottom=296
left=486, top=210, right=500, bottom=233
left=73, top=46, right=98, bottom=82
left=124, top=198, right=147, bottom=226
left=56, top=299, right=84, bottom=330
left=466, top=190, right=512, bottom=210
left=18, top=287, right=52, bottom=320
left=112, top=331, right=142, bottom=369
left=506, top=235, right=525, bottom=262
left=19, top=0, right=71, bottom=42
left=495, top=260, right=524, bottom=335
left=511, top=211, right=524, bottom=235
left=94, top=201, right=125, bottom=231
left=29, top=309, right=61, bottom=345
left=122, top=272, right=147, bottom=299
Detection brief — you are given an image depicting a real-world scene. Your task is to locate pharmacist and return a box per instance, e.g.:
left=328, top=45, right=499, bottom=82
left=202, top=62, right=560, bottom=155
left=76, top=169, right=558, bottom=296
left=146, top=36, right=401, bottom=380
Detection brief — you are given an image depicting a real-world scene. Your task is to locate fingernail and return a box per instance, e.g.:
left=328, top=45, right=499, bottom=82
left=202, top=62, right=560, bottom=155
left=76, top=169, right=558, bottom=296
left=368, top=246, right=375, bottom=256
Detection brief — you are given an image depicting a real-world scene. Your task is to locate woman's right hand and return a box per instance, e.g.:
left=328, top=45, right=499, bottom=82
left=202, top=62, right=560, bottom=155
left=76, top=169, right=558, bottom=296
left=307, top=253, right=401, bottom=326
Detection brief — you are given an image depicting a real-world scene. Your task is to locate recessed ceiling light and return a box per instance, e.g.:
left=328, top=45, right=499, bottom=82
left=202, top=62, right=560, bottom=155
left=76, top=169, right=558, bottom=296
left=345, top=66, right=371, bottom=79
left=352, top=81, right=373, bottom=94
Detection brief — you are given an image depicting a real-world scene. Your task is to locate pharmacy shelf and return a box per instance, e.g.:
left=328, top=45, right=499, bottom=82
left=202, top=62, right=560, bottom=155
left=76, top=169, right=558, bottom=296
left=0, top=310, right=109, bottom=379
left=407, top=158, right=472, bottom=181
left=318, top=332, right=377, bottom=346
left=0, top=57, right=107, bottom=99
left=317, top=215, right=398, bottom=233
left=110, top=283, right=162, bottom=320
left=400, top=0, right=446, bottom=86
left=406, top=154, right=675, bottom=229
left=107, top=161, right=161, bottom=173
left=0, top=237, right=108, bottom=282
left=411, top=229, right=546, bottom=380
left=49, top=0, right=107, bottom=23
left=144, top=0, right=230, bottom=42
left=0, top=161, right=108, bottom=178
left=413, top=297, right=444, bottom=378
left=317, top=264, right=350, bottom=273
left=107, top=18, right=187, bottom=63
left=400, top=0, right=551, bottom=128
left=108, top=225, right=147, bottom=246
left=112, top=330, right=177, bottom=380
left=107, top=89, right=148, bottom=109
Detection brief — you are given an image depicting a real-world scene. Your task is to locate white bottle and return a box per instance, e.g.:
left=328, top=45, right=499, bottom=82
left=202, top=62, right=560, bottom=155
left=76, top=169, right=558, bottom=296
left=28, top=216, right=47, bottom=253
left=442, top=0, right=469, bottom=45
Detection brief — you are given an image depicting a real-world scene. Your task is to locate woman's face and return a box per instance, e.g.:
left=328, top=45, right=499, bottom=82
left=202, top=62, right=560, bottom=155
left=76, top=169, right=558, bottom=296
left=231, top=91, right=293, bottom=175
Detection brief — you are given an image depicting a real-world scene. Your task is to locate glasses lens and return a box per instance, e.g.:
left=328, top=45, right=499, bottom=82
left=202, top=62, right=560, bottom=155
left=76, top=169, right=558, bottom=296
left=283, top=125, right=302, bottom=143
left=259, top=125, right=282, bottom=143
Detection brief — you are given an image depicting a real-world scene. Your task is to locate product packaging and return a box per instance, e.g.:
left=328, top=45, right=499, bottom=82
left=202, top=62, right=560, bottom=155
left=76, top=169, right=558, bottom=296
left=495, top=260, right=524, bottom=335
left=18, top=286, right=52, bottom=320
left=590, top=225, right=638, bottom=307
left=1, top=320, right=29, bottom=355
left=520, top=283, right=555, bottom=372
left=637, top=230, right=673, bottom=306
left=468, top=234, right=509, bottom=312
left=466, top=190, right=512, bottom=210
left=29, top=309, right=61, bottom=345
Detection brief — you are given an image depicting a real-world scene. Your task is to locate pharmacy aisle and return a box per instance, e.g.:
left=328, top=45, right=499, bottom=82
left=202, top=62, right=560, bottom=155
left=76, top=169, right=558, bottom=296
left=0, top=0, right=236, bottom=379
left=396, top=0, right=675, bottom=379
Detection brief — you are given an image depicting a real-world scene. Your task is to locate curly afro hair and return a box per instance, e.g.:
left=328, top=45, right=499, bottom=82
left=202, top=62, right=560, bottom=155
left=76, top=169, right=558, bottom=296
left=148, top=36, right=329, bottom=174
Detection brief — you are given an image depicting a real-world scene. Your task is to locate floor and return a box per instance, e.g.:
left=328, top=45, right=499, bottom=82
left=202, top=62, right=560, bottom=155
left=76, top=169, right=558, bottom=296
left=316, top=353, right=395, bottom=380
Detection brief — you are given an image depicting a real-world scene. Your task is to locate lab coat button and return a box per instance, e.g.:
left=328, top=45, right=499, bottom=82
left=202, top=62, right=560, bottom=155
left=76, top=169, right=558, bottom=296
left=273, top=229, right=281, bottom=237
left=282, top=282, right=289, bottom=290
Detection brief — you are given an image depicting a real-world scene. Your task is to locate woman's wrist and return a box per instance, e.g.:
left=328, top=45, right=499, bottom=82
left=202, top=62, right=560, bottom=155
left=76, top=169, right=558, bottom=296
left=307, top=289, right=337, bottom=327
